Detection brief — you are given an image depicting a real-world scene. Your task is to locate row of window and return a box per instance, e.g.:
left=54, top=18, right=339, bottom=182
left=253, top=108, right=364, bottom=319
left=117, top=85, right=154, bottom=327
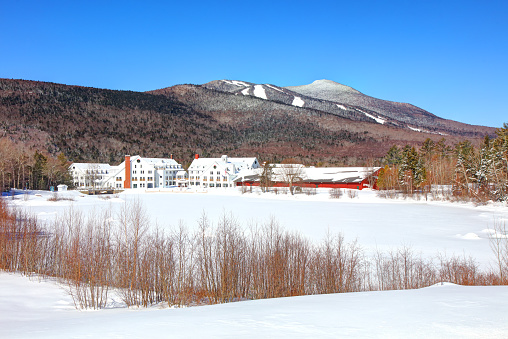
left=131, top=177, right=154, bottom=181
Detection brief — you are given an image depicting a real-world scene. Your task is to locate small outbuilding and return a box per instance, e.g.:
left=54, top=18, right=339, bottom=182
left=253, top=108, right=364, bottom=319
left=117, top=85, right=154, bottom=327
left=57, top=184, right=68, bottom=192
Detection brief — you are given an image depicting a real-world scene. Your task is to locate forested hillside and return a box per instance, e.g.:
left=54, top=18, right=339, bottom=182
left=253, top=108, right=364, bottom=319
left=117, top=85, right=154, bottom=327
left=0, top=78, right=493, bottom=171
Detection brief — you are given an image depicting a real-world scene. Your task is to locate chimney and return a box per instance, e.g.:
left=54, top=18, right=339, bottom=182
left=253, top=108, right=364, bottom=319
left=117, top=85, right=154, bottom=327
left=170, top=154, right=173, bottom=159
left=195, top=154, right=199, bottom=159
left=124, top=155, right=131, bottom=189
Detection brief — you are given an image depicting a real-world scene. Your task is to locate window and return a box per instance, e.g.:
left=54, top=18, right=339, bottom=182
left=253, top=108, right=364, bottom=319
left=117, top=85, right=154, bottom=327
left=132, top=177, right=138, bottom=181
left=148, top=177, right=153, bottom=181
left=133, top=170, right=137, bottom=174
left=210, top=183, right=215, bottom=187
left=141, top=170, right=145, bottom=174
left=210, top=171, right=214, bottom=175
left=133, top=184, right=138, bottom=188
left=216, top=184, right=221, bottom=188
left=148, top=170, right=152, bottom=174
left=217, top=171, right=220, bottom=175
left=116, top=177, right=122, bottom=181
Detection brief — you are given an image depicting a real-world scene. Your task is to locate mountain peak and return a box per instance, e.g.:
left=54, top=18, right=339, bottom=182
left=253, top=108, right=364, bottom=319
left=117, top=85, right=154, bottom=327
left=288, top=79, right=361, bottom=95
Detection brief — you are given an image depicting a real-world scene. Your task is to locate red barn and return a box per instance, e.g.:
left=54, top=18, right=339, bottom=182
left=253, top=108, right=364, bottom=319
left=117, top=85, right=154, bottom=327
left=235, top=166, right=381, bottom=190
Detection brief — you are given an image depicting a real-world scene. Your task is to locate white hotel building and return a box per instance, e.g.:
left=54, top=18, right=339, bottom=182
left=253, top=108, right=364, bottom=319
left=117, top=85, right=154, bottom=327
left=185, top=154, right=260, bottom=188
left=70, top=155, right=183, bottom=189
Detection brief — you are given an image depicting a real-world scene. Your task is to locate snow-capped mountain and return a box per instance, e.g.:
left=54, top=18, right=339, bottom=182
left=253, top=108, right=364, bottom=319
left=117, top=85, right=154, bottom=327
left=203, top=80, right=394, bottom=125
left=203, top=79, right=489, bottom=136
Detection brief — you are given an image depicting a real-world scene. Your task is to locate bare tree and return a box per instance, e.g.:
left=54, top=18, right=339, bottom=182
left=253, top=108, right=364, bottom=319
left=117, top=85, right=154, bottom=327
left=277, top=159, right=306, bottom=195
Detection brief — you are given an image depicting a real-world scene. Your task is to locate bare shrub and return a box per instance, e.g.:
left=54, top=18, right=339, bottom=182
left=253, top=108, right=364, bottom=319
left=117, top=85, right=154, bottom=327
left=310, top=232, right=364, bottom=294
left=376, top=190, right=399, bottom=199
left=488, top=220, right=508, bottom=284
left=47, top=193, right=75, bottom=202
left=372, top=247, right=436, bottom=291
left=437, top=254, right=481, bottom=286
left=239, top=185, right=249, bottom=194
left=302, top=185, right=316, bottom=196
left=347, top=190, right=358, bottom=199
left=329, top=188, right=342, bottom=199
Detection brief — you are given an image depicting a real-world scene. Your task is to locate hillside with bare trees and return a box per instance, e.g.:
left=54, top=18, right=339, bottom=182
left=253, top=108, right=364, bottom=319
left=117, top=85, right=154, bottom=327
left=0, top=78, right=495, bottom=168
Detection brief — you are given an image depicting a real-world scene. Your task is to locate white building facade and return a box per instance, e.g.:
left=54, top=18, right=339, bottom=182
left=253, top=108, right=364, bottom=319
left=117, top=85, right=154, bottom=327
left=70, top=155, right=183, bottom=189
left=186, top=155, right=260, bottom=188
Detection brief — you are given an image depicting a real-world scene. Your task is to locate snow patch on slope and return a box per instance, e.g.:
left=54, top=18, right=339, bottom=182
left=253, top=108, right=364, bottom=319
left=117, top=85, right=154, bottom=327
left=408, top=125, right=422, bottom=132
left=241, top=88, right=250, bottom=96
left=265, top=84, right=284, bottom=93
left=336, top=104, right=347, bottom=111
left=292, top=96, right=305, bottom=107
left=357, top=109, right=386, bottom=124
left=253, top=85, right=267, bottom=100
left=221, top=80, right=250, bottom=87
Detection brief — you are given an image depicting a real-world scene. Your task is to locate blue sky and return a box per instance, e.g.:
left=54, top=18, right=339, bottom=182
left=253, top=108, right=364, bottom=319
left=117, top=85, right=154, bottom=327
left=1, top=0, right=506, bottom=128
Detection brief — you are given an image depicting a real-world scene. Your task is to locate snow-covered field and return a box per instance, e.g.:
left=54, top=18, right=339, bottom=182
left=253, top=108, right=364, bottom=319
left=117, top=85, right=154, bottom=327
left=1, top=272, right=507, bottom=338
left=2, top=188, right=508, bottom=338
left=13, top=188, right=508, bottom=268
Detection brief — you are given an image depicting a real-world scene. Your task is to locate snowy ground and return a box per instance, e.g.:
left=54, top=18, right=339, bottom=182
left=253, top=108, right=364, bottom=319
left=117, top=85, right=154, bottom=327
left=3, top=188, right=508, bottom=338
left=1, top=271, right=507, bottom=338
left=11, top=188, right=508, bottom=268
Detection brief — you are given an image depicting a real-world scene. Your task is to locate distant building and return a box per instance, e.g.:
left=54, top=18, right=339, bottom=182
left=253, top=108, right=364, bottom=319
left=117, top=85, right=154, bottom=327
left=235, top=166, right=381, bottom=190
left=69, top=155, right=183, bottom=189
left=186, top=154, right=261, bottom=188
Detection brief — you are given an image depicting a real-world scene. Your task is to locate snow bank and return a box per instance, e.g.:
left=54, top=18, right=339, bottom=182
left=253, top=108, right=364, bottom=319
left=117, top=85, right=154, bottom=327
left=1, top=272, right=507, bottom=338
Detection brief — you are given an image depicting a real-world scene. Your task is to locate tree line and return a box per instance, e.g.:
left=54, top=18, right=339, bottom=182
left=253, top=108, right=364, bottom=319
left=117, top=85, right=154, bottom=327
left=377, top=123, right=508, bottom=202
left=0, top=138, right=72, bottom=191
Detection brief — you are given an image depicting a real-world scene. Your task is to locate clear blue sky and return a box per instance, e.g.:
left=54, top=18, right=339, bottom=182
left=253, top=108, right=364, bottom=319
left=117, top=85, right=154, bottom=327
left=1, top=0, right=506, bottom=128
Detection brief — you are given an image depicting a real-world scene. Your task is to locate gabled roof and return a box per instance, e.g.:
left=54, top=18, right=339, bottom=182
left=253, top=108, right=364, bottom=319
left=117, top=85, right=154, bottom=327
left=130, top=156, right=180, bottom=168
left=70, top=163, right=116, bottom=171
left=235, top=166, right=381, bottom=184
left=188, top=156, right=258, bottom=172
left=303, top=167, right=381, bottom=183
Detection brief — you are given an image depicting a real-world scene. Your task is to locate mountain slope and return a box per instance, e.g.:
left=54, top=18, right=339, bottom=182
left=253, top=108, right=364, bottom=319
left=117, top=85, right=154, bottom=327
left=203, top=79, right=494, bottom=137
left=0, top=78, right=495, bottom=165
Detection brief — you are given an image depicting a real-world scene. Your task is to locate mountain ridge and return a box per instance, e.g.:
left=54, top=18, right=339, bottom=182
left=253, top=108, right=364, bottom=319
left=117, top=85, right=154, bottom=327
left=201, top=79, right=492, bottom=137
left=0, top=78, right=496, bottom=165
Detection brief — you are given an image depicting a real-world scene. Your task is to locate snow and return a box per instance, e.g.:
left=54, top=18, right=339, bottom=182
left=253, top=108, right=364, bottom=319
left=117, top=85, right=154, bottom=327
left=357, top=108, right=386, bottom=124
left=221, top=80, right=250, bottom=87
left=1, top=272, right=508, bottom=338
left=253, top=85, right=267, bottom=99
left=3, top=190, right=508, bottom=337
left=10, top=189, right=508, bottom=268
left=232, top=80, right=250, bottom=87
left=292, top=96, right=305, bottom=107
left=265, top=84, right=285, bottom=93
left=336, top=103, right=347, bottom=110
left=241, top=88, right=250, bottom=96
left=408, top=125, right=422, bottom=132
